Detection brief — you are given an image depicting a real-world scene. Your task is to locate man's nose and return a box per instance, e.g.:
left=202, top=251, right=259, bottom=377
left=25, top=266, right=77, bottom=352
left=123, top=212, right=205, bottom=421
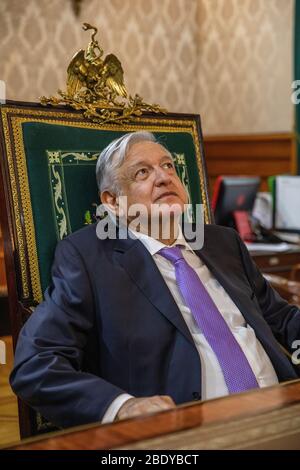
left=154, top=167, right=172, bottom=185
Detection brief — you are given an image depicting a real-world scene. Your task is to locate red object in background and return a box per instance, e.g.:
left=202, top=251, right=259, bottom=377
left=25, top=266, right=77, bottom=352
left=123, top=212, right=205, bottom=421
left=236, top=194, right=246, bottom=207
left=233, top=210, right=254, bottom=242
left=211, top=175, right=223, bottom=212
left=212, top=175, right=260, bottom=242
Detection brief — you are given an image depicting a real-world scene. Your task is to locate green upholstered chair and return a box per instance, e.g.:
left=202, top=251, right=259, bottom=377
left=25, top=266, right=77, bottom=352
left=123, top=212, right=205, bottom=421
left=0, top=100, right=212, bottom=438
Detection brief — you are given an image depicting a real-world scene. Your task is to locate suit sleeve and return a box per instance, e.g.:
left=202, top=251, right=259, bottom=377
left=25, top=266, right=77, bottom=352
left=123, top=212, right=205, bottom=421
left=10, top=238, right=126, bottom=428
left=234, top=231, right=300, bottom=352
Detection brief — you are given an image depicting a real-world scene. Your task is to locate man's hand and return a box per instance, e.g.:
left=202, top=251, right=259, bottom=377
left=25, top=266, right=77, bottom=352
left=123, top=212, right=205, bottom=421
left=116, top=395, right=176, bottom=421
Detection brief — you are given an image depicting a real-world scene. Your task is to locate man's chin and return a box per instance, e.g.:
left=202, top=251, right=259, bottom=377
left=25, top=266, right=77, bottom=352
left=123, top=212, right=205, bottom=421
left=151, top=202, right=184, bottom=219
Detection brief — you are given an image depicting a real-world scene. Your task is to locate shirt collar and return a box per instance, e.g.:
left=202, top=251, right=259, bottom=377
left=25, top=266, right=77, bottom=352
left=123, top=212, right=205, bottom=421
left=129, top=225, right=193, bottom=256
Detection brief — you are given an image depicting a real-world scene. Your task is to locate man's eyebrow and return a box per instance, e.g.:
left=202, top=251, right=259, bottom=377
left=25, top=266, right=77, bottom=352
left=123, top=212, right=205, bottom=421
left=126, top=154, right=173, bottom=171
left=160, top=154, right=174, bottom=161
left=126, top=160, right=152, bottom=172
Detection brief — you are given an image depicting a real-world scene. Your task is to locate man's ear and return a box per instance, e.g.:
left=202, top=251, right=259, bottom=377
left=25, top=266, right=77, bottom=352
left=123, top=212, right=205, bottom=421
left=100, top=190, right=118, bottom=213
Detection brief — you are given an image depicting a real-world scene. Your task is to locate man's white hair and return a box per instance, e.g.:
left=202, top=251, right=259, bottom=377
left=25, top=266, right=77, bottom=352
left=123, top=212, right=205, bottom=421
left=96, top=131, right=157, bottom=194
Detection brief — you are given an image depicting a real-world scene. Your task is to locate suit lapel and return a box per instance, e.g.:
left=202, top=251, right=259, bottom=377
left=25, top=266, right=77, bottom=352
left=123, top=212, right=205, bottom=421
left=113, top=236, right=195, bottom=347
left=112, top=228, right=262, bottom=349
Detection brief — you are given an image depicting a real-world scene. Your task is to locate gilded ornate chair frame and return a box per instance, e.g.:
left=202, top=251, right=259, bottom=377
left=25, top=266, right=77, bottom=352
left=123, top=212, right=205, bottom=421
left=0, top=100, right=212, bottom=438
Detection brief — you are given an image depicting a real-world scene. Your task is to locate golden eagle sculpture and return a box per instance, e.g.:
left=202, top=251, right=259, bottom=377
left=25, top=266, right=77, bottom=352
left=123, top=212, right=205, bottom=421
left=41, top=23, right=166, bottom=124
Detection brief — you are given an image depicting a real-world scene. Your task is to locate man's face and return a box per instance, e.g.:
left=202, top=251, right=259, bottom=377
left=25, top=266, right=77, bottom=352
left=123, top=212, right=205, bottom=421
left=117, top=141, right=188, bottom=222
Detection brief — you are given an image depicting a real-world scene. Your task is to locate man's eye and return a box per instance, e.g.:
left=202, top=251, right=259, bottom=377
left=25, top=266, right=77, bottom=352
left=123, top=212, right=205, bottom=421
left=163, top=162, right=175, bottom=170
left=135, top=168, right=149, bottom=179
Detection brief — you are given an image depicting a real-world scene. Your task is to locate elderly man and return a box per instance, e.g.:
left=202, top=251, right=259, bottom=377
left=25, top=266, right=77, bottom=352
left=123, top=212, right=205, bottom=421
left=11, top=131, right=300, bottom=428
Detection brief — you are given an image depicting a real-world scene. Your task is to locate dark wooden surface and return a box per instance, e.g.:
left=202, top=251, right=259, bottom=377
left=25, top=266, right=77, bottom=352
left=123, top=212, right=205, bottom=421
left=204, top=133, right=295, bottom=195
left=6, top=380, right=300, bottom=450
left=252, top=247, right=300, bottom=278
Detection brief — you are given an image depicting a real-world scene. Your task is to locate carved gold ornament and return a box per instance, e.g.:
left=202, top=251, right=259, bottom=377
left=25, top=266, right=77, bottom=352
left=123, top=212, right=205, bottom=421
left=41, top=23, right=166, bottom=124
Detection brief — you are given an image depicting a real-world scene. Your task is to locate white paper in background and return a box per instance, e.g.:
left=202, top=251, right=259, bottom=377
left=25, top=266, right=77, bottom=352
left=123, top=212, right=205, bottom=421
left=252, top=192, right=273, bottom=229
left=245, top=242, right=291, bottom=253
left=275, top=176, right=300, bottom=230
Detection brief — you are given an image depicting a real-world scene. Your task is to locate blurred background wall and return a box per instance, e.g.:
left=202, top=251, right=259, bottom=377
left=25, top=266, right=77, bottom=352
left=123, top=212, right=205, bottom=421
left=0, top=0, right=294, bottom=135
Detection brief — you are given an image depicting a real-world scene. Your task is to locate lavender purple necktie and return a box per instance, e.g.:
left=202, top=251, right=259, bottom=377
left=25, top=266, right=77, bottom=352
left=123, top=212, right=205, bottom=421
left=159, top=246, right=259, bottom=394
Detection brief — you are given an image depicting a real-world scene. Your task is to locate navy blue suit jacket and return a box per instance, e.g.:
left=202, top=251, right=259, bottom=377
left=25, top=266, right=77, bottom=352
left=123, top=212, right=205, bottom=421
left=10, top=224, right=300, bottom=428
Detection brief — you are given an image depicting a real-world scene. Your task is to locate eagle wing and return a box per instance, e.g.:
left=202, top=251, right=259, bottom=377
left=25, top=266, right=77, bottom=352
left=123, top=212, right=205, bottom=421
left=67, top=49, right=86, bottom=96
left=103, top=54, right=127, bottom=98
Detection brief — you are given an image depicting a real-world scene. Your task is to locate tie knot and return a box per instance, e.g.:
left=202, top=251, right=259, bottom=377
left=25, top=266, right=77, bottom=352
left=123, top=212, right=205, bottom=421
left=159, top=246, right=184, bottom=264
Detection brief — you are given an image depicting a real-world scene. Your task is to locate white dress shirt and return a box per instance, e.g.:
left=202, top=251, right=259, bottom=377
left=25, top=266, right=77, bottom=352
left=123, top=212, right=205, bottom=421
left=102, top=228, right=278, bottom=423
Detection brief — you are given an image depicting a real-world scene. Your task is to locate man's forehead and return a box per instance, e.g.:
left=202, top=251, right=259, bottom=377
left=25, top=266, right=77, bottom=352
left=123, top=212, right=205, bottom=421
left=126, top=141, right=172, bottom=162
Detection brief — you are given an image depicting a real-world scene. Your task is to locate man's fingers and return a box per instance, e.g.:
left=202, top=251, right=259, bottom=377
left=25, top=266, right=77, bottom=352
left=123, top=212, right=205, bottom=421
left=116, top=395, right=176, bottom=420
left=160, top=395, right=176, bottom=406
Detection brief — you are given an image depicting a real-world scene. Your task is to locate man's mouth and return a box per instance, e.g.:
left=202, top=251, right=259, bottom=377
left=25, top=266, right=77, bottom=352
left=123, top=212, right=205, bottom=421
left=154, top=192, right=179, bottom=202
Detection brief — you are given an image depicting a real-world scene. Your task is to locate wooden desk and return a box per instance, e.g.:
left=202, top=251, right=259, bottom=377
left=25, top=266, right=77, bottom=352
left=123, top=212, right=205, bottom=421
left=252, top=247, right=300, bottom=279
left=7, top=380, right=300, bottom=450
